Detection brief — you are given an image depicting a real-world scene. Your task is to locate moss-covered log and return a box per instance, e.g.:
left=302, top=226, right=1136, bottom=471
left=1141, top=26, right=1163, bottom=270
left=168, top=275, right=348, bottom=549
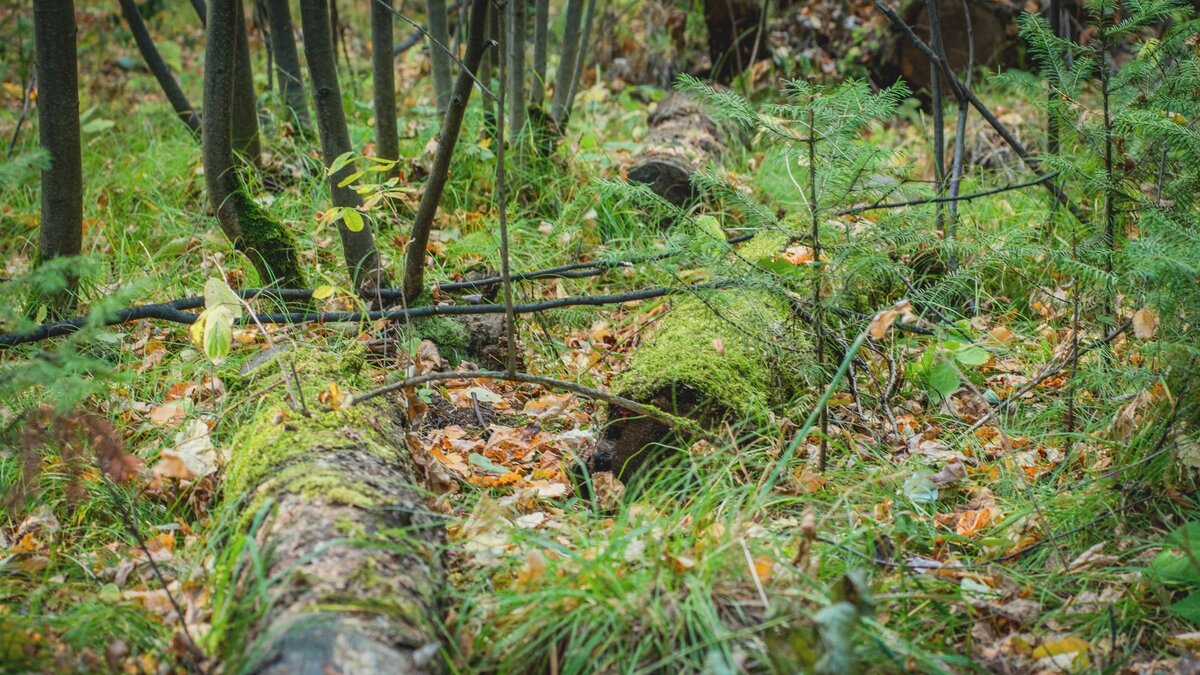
left=626, top=91, right=726, bottom=207
left=216, top=348, right=443, bottom=674
left=590, top=282, right=812, bottom=482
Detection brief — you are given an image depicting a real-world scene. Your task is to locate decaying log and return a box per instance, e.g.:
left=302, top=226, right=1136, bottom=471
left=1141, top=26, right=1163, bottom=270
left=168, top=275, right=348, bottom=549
left=217, top=347, right=443, bottom=674
left=626, top=91, right=726, bottom=207
left=589, top=244, right=813, bottom=482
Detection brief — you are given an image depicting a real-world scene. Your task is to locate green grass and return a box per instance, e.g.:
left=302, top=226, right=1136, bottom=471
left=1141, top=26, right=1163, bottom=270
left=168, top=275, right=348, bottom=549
left=2, top=6, right=1198, bottom=672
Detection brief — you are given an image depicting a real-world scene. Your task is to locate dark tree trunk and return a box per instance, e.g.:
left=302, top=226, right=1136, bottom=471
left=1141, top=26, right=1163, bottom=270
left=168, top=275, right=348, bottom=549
left=265, top=0, right=310, bottom=131
left=426, top=0, right=454, bottom=116
left=703, top=0, right=761, bottom=83
left=550, top=0, right=584, bottom=125
left=402, top=0, right=489, bottom=301
left=232, top=0, right=262, bottom=163
left=299, top=0, right=387, bottom=291
left=33, top=0, right=83, bottom=315
left=372, top=0, right=399, bottom=164
left=506, top=0, right=526, bottom=137
left=626, top=91, right=726, bottom=207
left=203, top=0, right=307, bottom=288
left=887, top=0, right=1018, bottom=94
left=219, top=350, right=445, bottom=674
left=531, top=0, right=548, bottom=105
left=118, top=0, right=202, bottom=135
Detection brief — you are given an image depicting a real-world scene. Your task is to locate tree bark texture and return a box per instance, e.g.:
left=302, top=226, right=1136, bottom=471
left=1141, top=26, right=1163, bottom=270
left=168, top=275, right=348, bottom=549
left=33, top=0, right=84, bottom=314
left=531, top=0, right=549, bottom=105
left=118, top=0, right=202, bottom=135
left=232, top=0, right=262, bottom=163
left=372, top=0, right=399, bottom=164
left=402, top=0, right=489, bottom=302
left=425, top=0, right=454, bottom=116
left=203, top=0, right=307, bottom=288
left=265, top=0, right=311, bottom=130
left=217, top=349, right=444, bottom=674
left=299, top=0, right=387, bottom=291
left=626, top=91, right=726, bottom=207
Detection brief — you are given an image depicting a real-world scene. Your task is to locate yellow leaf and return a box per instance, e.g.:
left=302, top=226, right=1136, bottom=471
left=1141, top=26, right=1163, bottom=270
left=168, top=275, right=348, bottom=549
left=312, top=285, right=336, bottom=300
left=1031, top=636, right=1090, bottom=667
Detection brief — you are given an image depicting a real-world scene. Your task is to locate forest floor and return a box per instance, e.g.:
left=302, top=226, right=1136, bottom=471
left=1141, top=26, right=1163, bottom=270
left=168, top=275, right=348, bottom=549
left=2, top=6, right=1199, bottom=674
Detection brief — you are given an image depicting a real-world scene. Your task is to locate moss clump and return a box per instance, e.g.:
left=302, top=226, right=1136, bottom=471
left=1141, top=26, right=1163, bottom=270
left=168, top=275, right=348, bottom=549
left=613, top=291, right=812, bottom=419
left=411, top=314, right=470, bottom=356
left=232, top=191, right=308, bottom=289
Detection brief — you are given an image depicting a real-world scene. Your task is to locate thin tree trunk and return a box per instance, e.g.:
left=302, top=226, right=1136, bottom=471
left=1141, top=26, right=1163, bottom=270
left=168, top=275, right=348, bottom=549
left=33, top=0, right=83, bottom=315
left=191, top=0, right=207, bottom=25
left=426, top=0, right=454, bottom=116
left=551, top=0, right=584, bottom=125
left=118, top=0, right=201, bottom=135
left=531, top=0, right=548, bottom=105
left=299, top=0, right=388, bottom=291
left=372, top=0, right=399, bottom=164
left=403, top=0, right=489, bottom=301
left=232, top=0, right=262, bottom=164
left=564, top=0, right=597, bottom=118
left=506, top=0, right=526, bottom=138
left=265, top=0, right=310, bottom=130
left=203, top=0, right=308, bottom=288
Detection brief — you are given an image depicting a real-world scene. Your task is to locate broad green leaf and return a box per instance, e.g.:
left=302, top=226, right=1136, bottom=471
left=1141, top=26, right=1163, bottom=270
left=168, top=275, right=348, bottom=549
left=1151, top=550, right=1200, bottom=584
left=1169, top=592, right=1200, bottom=625
left=203, top=276, right=243, bottom=319
left=202, top=305, right=235, bottom=365
left=927, top=361, right=960, bottom=399
left=311, top=285, right=336, bottom=300
left=955, top=346, right=990, bottom=366
left=342, top=209, right=365, bottom=232
left=902, top=473, right=938, bottom=504
left=82, top=118, right=114, bottom=134
left=328, top=151, right=355, bottom=176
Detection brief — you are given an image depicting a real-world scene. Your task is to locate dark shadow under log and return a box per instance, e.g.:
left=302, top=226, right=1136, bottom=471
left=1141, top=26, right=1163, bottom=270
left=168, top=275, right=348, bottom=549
left=625, top=91, right=726, bottom=208
left=220, top=348, right=444, bottom=674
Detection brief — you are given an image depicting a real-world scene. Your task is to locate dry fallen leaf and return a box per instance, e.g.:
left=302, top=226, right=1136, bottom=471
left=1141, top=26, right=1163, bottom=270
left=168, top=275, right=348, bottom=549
left=1132, top=307, right=1159, bottom=339
left=153, top=419, right=223, bottom=480
left=869, top=300, right=917, bottom=340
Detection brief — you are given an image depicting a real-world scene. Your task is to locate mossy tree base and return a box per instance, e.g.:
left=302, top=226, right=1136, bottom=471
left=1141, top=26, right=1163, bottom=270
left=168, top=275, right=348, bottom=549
left=229, top=192, right=308, bottom=290
left=216, top=348, right=443, bottom=674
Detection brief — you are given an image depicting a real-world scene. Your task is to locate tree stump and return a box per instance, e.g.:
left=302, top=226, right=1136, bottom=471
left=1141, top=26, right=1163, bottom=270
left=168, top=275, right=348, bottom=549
left=886, top=0, right=1021, bottom=94
left=626, top=91, right=727, bottom=207
left=216, top=347, right=443, bottom=674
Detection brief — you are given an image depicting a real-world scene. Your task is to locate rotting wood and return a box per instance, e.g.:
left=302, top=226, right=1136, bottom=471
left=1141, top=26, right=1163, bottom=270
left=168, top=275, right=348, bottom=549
left=216, top=347, right=444, bottom=674
left=626, top=90, right=726, bottom=208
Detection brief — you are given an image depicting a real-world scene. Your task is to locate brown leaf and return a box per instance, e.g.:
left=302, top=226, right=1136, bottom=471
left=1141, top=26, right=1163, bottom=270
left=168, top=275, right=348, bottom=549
left=869, top=300, right=916, bottom=340
left=1132, top=308, right=1159, bottom=339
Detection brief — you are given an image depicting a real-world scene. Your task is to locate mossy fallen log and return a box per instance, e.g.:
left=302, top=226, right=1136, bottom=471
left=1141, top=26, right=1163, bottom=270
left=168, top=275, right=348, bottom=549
left=214, top=347, right=443, bottom=674
left=626, top=91, right=726, bottom=207
left=590, top=282, right=812, bottom=482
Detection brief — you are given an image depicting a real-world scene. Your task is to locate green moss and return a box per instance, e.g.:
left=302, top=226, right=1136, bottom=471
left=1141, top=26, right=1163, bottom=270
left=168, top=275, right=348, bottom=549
left=613, top=292, right=812, bottom=418
left=411, top=314, right=470, bottom=355
left=233, top=191, right=308, bottom=289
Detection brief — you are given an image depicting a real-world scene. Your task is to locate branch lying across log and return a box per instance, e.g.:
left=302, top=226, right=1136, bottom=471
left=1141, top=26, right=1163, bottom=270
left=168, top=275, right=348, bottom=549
left=217, top=347, right=442, bottom=673
left=626, top=90, right=726, bottom=207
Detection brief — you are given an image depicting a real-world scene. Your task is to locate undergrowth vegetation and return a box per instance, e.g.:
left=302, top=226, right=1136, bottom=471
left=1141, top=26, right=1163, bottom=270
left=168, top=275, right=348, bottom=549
left=2, top=0, right=1199, bottom=672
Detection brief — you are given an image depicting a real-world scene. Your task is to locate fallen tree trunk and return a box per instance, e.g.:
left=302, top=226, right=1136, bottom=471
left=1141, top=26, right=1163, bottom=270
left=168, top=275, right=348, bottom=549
left=215, top=347, right=443, bottom=673
left=590, top=239, right=813, bottom=482
left=625, top=90, right=726, bottom=207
